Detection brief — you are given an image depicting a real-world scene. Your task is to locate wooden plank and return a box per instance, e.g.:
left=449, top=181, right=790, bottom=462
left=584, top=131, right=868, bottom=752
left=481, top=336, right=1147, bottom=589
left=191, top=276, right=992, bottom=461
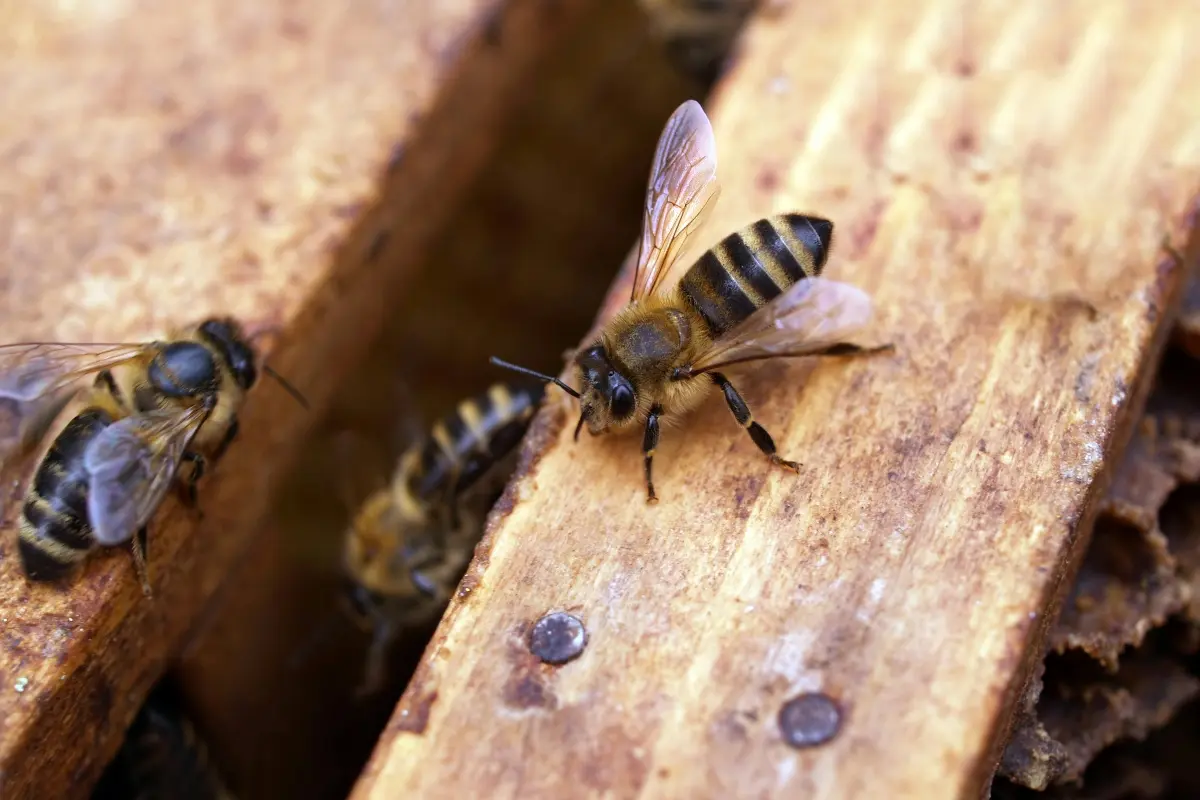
left=0, top=1, right=595, bottom=797
left=170, top=2, right=700, bottom=796
left=351, top=2, right=1200, bottom=799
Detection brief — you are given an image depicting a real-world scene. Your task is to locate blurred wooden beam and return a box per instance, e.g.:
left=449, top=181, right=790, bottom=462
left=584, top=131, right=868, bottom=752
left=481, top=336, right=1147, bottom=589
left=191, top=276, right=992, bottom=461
left=0, top=0, right=596, bottom=797
left=352, top=2, right=1200, bottom=798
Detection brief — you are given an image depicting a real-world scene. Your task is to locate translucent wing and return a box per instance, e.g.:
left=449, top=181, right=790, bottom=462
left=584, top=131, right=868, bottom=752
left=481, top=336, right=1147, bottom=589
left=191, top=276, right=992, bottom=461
left=0, top=342, right=148, bottom=403
left=689, top=277, right=877, bottom=374
left=83, top=406, right=206, bottom=545
left=630, top=99, right=721, bottom=302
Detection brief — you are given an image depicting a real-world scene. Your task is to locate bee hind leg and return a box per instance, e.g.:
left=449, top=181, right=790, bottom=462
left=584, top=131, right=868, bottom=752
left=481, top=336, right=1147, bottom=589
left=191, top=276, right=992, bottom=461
left=436, top=469, right=463, bottom=532
left=710, top=373, right=800, bottom=473
left=643, top=404, right=664, bottom=505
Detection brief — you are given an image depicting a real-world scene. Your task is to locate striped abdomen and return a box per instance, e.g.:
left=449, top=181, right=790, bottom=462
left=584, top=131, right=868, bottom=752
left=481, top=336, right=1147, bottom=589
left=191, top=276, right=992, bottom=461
left=678, top=213, right=834, bottom=338
left=404, top=383, right=544, bottom=504
left=17, top=407, right=115, bottom=580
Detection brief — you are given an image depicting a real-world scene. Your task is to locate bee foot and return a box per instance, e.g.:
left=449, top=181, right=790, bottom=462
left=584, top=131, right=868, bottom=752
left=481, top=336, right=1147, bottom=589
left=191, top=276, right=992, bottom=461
left=773, top=456, right=802, bottom=473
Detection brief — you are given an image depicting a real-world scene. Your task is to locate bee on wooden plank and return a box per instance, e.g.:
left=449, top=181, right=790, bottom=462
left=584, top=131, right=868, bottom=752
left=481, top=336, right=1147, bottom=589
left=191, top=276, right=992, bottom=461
left=492, top=100, right=889, bottom=503
left=91, top=679, right=234, bottom=800
left=0, top=318, right=306, bottom=595
left=340, top=381, right=543, bottom=694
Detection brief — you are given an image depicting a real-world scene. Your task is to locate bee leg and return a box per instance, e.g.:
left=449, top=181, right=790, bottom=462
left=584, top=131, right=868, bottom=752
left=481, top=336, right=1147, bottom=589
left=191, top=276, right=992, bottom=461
left=643, top=404, right=664, bottom=505
left=810, top=342, right=895, bottom=357
left=96, top=369, right=132, bottom=409
left=211, top=417, right=240, bottom=462
left=356, top=621, right=395, bottom=699
left=710, top=373, right=800, bottom=473
left=131, top=526, right=152, bottom=598
left=178, top=451, right=206, bottom=519
left=437, top=466, right=463, bottom=531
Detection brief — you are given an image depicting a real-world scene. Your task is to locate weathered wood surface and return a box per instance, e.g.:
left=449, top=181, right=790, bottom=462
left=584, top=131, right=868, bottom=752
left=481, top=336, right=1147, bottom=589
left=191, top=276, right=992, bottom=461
left=353, top=2, right=1200, bottom=799
left=171, top=2, right=700, bottom=796
left=0, top=1, right=593, bottom=797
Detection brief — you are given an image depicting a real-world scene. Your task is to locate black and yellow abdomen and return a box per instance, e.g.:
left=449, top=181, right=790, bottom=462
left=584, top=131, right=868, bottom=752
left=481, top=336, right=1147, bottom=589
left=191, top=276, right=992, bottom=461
left=404, top=382, right=544, bottom=504
left=17, top=407, right=115, bottom=580
left=678, top=212, right=833, bottom=337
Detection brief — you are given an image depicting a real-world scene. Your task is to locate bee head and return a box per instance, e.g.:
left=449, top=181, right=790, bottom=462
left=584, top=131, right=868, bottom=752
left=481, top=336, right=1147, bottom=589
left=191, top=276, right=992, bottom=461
left=197, top=317, right=258, bottom=391
left=573, top=344, right=637, bottom=436
left=341, top=494, right=441, bottom=622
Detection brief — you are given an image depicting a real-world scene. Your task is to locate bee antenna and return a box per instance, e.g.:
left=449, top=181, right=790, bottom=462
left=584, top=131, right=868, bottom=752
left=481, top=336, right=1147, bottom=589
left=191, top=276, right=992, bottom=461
left=489, top=356, right=580, bottom=399
left=263, top=364, right=310, bottom=410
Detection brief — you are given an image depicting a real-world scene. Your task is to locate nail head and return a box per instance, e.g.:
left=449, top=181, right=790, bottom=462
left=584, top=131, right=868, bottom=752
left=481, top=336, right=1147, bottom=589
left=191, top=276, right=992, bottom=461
left=778, top=692, right=842, bottom=748
left=529, top=612, right=586, bottom=665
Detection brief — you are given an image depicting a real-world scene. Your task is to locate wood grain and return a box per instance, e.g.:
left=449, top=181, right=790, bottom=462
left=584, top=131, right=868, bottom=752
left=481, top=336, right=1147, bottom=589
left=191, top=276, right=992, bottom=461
left=352, top=2, right=1200, bottom=799
left=170, top=2, right=700, bottom=796
left=0, top=1, right=593, bottom=797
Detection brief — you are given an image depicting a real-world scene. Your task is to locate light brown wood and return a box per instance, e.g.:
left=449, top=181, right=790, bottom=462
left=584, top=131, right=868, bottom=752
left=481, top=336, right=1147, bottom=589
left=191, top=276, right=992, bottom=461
left=352, top=2, right=1200, bottom=799
left=0, top=1, right=596, bottom=797
left=170, top=2, right=701, bottom=795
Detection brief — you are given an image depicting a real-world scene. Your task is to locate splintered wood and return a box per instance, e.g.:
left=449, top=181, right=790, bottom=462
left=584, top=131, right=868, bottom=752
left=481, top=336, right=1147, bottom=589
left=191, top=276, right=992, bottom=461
left=0, top=1, right=594, bottom=797
left=354, top=3, right=1200, bottom=800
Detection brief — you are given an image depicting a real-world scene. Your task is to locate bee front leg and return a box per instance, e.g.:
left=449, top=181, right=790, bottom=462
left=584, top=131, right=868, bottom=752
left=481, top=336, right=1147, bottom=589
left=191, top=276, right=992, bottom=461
left=211, top=417, right=240, bottom=462
left=710, top=373, right=800, bottom=473
left=177, top=451, right=206, bottom=519
left=643, top=404, right=664, bottom=505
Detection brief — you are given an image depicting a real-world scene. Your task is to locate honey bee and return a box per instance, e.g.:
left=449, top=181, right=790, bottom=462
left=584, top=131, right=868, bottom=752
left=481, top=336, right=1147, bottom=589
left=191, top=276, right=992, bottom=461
left=340, top=381, right=543, bottom=694
left=0, top=318, right=306, bottom=595
left=492, top=99, right=889, bottom=503
left=92, top=679, right=234, bottom=800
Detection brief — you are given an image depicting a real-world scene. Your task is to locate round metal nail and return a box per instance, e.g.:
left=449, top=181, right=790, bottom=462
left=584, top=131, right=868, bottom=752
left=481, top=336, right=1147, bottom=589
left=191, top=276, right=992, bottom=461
left=778, top=692, right=842, bottom=748
left=529, top=611, right=587, bottom=665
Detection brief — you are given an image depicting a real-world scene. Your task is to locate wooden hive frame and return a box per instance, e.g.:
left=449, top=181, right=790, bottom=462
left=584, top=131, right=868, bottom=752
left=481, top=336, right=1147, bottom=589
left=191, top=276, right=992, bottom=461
left=0, top=0, right=624, bottom=796
left=168, top=2, right=702, bottom=795
left=3, top=0, right=1200, bottom=798
left=351, top=2, right=1200, bottom=798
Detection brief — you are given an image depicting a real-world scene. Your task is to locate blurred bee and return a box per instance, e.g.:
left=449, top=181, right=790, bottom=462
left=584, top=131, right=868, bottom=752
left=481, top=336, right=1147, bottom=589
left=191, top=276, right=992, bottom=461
left=0, top=318, right=306, bottom=595
left=91, top=679, right=234, bottom=800
left=639, top=0, right=760, bottom=86
left=340, top=381, right=543, bottom=695
left=492, top=99, right=889, bottom=503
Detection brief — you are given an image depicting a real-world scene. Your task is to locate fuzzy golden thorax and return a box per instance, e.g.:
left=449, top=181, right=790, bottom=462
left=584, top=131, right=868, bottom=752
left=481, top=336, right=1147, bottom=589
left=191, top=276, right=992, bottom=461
left=574, top=292, right=715, bottom=435
left=123, top=317, right=260, bottom=454
left=343, top=489, right=422, bottom=600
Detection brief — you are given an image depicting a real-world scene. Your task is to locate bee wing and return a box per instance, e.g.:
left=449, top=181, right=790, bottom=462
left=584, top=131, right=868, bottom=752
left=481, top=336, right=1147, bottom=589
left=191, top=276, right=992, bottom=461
left=82, top=406, right=206, bottom=546
left=688, top=277, right=877, bottom=374
left=0, top=342, right=148, bottom=403
left=630, top=99, right=721, bottom=302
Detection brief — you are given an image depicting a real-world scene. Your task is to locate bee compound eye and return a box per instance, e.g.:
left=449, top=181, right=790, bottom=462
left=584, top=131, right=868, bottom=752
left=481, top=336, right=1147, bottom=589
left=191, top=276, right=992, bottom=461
left=611, top=384, right=635, bottom=419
